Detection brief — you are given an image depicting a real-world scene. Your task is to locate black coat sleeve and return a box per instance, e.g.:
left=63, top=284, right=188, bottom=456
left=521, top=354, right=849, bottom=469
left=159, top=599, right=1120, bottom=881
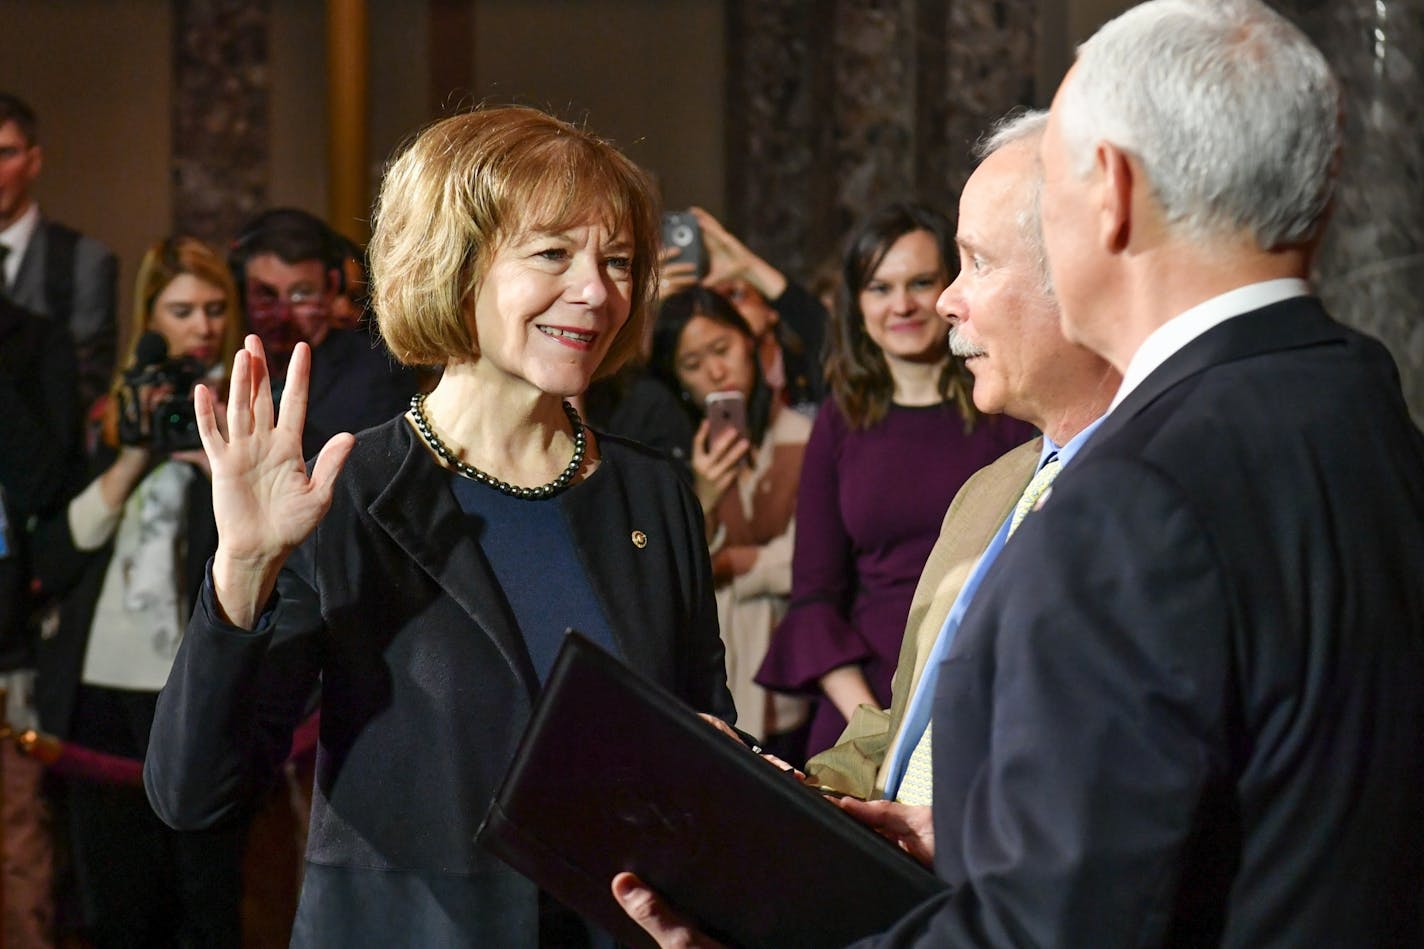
left=772, top=281, right=829, bottom=404
left=144, top=543, right=325, bottom=830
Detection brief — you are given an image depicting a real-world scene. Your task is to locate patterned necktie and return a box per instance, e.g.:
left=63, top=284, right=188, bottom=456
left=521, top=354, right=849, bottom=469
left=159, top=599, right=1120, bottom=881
left=894, top=453, right=1064, bottom=806
left=1008, top=453, right=1062, bottom=537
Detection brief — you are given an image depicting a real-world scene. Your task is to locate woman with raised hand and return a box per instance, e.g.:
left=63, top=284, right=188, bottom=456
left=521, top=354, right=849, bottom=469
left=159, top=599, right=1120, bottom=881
left=144, top=107, right=733, bottom=948
left=755, top=202, right=1034, bottom=757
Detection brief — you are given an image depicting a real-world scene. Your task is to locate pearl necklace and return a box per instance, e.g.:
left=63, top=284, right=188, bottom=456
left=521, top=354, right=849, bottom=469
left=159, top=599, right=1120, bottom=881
left=409, top=393, right=586, bottom=500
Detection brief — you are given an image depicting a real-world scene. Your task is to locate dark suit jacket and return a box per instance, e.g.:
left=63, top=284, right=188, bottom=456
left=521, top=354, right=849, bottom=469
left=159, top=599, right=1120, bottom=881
left=9, top=217, right=118, bottom=409
left=302, top=327, right=419, bottom=460
left=145, top=416, right=734, bottom=947
left=866, top=297, right=1424, bottom=947
left=0, top=298, right=82, bottom=665
left=0, top=297, right=80, bottom=519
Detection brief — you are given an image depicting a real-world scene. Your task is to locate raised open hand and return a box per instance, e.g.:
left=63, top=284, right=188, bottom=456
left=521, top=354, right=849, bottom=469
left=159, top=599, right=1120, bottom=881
left=197, top=334, right=355, bottom=627
left=689, top=206, right=788, bottom=301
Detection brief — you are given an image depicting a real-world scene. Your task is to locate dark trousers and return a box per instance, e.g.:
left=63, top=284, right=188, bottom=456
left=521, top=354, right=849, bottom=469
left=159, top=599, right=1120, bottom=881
left=67, top=685, right=245, bottom=949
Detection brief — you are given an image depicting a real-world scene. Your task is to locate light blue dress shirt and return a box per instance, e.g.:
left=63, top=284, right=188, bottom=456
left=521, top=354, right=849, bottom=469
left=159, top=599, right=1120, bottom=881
left=881, top=416, right=1106, bottom=801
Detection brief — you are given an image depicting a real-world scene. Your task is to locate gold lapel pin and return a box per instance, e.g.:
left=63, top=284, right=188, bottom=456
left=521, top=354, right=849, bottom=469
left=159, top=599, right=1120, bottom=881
left=631, top=530, right=648, bottom=549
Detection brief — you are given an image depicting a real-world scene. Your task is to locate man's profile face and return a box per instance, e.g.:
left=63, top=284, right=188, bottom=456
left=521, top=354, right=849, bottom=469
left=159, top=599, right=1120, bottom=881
left=0, top=121, right=41, bottom=230
left=244, top=253, right=334, bottom=358
left=937, top=141, right=1061, bottom=423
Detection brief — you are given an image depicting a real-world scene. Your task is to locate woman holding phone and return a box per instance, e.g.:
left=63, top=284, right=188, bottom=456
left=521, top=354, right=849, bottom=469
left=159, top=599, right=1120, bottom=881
left=652, top=286, right=811, bottom=760
left=756, top=202, right=1034, bottom=757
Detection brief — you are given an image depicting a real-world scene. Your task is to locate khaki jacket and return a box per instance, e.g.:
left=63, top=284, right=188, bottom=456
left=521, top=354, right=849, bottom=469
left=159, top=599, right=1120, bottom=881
left=805, top=437, right=1040, bottom=798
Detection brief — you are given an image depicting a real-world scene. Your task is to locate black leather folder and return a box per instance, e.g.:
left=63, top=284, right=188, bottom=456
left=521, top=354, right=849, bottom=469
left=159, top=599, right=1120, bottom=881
left=476, top=632, right=948, bottom=948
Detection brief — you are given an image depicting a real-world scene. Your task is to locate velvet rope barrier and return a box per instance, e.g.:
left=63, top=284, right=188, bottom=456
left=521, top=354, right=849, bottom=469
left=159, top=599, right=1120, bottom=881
left=8, top=711, right=322, bottom=788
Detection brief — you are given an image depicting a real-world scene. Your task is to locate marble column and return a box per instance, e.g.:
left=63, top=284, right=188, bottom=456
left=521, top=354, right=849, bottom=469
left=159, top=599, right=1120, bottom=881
left=1280, top=0, right=1424, bottom=423
left=726, top=0, right=1039, bottom=281
left=326, top=0, right=369, bottom=242
left=172, top=0, right=270, bottom=245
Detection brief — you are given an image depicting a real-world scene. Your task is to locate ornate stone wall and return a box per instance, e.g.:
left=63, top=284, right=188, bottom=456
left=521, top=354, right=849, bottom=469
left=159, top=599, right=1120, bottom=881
left=726, top=0, right=1039, bottom=280
left=172, top=0, right=270, bottom=244
left=1281, top=0, right=1424, bottom=422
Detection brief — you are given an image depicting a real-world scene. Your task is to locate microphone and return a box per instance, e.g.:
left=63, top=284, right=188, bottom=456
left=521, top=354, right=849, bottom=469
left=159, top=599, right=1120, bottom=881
left=132, top=331, right=169, bottom=368
left=119, top=332, right=171, bottom=443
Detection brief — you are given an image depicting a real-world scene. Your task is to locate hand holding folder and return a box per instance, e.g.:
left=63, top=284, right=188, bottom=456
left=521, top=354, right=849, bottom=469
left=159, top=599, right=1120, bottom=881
left=476, top=632, right=947, bottom=949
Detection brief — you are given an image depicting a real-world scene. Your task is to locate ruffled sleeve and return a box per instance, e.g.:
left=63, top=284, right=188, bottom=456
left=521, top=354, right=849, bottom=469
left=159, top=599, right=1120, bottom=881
left=755, top=403, right=872, bottom=694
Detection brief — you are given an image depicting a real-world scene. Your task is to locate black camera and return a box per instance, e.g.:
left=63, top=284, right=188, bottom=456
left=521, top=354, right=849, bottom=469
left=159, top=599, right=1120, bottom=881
left=116, top=332, right=206, bottom=453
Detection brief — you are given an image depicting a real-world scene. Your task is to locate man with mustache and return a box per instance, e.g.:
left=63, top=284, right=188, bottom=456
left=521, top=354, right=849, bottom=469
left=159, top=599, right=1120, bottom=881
left=802, top=109, right=1118, bottom=814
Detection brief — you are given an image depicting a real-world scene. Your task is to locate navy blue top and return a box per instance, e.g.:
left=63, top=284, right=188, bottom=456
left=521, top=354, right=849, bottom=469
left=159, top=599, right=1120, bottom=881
left=449, top=473, right=621, bottom=948
left=448, top=473, right=620, bottom=683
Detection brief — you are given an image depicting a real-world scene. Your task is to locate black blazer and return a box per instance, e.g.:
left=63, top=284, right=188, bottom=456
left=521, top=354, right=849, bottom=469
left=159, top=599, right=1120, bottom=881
left=302, top=327, right=418, bottom=459
left=145, top=416, right=734, bottom=947
left=0, top=298, right=81, bottom=665
left=867, top=297, right=1424, bottom=947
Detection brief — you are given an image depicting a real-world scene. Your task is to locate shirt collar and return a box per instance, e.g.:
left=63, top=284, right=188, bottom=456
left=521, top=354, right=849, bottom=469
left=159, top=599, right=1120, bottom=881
left=1108, top=277, right=1312, bottom=413
left=1040, top=413, right=1108, bottom=470
left=0, top=203, right=41, bottom=285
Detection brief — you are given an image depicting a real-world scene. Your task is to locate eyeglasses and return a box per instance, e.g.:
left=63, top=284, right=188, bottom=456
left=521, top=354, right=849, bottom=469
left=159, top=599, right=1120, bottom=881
left=247, top=284, right=324, bottom=308
left=247, top=294, right=330, bottom=354
left=246, top=280, right=327, bottom=326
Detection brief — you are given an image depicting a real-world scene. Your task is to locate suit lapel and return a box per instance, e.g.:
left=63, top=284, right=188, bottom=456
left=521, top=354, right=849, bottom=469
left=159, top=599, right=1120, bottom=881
left=1087, top=297, right=1342, bottom=453
left=367, top=421, right=540, bottom=696
left=10, top=220, right=46, bottom=311
left=559, top=447, right=663, bottom=678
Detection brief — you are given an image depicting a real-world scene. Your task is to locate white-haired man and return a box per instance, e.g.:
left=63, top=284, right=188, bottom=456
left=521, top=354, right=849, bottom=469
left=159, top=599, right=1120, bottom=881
left=616, top=1, right=1424, bottom=945
left=804, top=109, right=1119, bottom=811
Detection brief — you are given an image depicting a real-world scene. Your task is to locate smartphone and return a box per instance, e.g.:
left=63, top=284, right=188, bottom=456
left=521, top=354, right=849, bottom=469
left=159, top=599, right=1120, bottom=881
left=705, top=390, right=749, bottom=445
left=661, top=210, right=708, bottom=278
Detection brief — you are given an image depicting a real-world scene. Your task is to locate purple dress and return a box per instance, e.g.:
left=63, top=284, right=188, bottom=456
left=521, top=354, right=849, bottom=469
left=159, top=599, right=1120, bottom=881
left=756, top=400, right=1035, bottom=755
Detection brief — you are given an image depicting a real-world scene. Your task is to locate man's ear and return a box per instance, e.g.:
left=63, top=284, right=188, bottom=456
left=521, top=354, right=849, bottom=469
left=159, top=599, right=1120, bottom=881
left=25, top=143, right=43, bottom=185
left=325, top=266, right=344, bottom=297
left=1095, top=141, right=1134, bottom=255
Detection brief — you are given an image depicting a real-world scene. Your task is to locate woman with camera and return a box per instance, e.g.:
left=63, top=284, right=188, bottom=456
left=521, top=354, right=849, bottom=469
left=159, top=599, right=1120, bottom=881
left=143, top=107, right=733, bottom=947
left=651, top=286, right=811, bottom=762
left=755, top=202, right=1035, bottom=758
left=29, top=236, right=246, bottom=946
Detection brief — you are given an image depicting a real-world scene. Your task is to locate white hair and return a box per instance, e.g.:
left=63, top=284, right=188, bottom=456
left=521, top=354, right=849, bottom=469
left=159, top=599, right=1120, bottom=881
left=974, top=109, right=1052, bottom=293
left=1059, top=0, right=1341, bottom=250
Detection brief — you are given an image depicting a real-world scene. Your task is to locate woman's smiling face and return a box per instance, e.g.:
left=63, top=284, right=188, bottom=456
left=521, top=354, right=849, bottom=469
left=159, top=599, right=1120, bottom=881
left=857, top=228, right=950, bottom=366
left=467, top=219, right=635, bottom=397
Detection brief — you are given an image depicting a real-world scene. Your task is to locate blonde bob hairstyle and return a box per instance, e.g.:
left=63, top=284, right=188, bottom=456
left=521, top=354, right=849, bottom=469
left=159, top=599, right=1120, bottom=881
left=116, top=236, right=243, bottom=392
left=369, top=106, right=661, bottom=378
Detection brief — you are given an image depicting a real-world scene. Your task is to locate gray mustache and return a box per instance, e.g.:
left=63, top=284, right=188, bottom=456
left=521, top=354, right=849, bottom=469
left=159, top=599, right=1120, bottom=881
left=947, top=325, right=985, bottom=359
